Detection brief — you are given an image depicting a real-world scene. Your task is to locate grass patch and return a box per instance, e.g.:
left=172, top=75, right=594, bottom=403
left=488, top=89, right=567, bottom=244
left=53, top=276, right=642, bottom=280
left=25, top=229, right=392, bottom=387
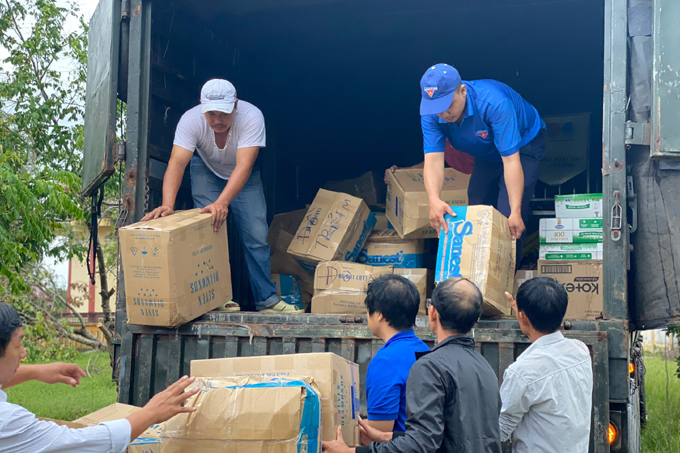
left=5, top=351, right=118, bottom=421
left=641, top=355, right=680, bottom=452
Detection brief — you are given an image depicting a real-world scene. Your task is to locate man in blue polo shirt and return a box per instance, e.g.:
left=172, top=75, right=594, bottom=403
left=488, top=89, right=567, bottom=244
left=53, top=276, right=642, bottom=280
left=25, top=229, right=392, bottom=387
left=364, top=274, right=430, bottom=434
left=388, top=64, right=545, bottom=266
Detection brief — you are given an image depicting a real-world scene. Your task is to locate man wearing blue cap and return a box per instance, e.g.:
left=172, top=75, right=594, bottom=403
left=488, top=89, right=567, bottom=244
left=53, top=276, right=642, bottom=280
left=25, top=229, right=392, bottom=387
left=390, top=64, right=545, bottom=266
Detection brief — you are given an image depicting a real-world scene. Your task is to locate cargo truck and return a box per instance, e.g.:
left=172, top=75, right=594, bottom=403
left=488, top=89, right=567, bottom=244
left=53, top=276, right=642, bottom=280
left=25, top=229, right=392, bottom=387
left=80, top=0, right=680, bottom=451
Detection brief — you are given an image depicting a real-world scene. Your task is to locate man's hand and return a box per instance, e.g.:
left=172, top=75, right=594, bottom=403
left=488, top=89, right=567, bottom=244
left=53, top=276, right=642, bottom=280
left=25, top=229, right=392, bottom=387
left=139, top=376, right=200, bottom=425
left=384, top=165, right=399, bottom=185
left=358, top=417, right=392, bottom=445
left=200, top=202, right=229, bottom=232
left=35, top=363, right=87, bottom=388
left=322, top=426, right=353, bottom=453
left=141, top=205, right=174, bottom=222
left=429, top=198, right=455, bottom=234
left=508, top=212, right=525, bottom=240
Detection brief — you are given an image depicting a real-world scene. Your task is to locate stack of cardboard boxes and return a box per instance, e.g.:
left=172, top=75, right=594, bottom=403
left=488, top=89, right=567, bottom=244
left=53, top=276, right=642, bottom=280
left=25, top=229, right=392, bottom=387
left=537, top=193, right=604, bottom=320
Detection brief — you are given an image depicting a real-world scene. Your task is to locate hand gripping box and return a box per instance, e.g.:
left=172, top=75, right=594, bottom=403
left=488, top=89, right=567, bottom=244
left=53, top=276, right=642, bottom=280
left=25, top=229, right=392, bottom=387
left=288, top=189, right=376, bottom=271
left=435, top=206, right=516, bottom=317
left=386, top=168, right=470, bottom=239
left=119, top=209, right=232, bottom=327
left=190, top=353, right=361, bottom=447
left=161, top=376, right=322, bottom=453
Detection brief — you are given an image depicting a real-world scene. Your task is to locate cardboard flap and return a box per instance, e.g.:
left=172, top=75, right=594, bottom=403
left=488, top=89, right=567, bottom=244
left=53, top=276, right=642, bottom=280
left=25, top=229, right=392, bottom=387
left=120, top=209, right=212, bottom=232
left=392, top=168, right=470, bottom=192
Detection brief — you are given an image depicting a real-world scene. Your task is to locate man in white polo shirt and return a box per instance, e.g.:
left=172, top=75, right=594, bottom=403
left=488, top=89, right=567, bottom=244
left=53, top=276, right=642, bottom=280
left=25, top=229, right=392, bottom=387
left=142, top=79, right=299, bottom=313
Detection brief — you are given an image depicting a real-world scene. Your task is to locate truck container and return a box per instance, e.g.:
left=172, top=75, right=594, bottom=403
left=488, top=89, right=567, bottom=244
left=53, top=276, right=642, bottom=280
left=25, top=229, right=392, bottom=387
left=81, top=0, right=680, bottom=451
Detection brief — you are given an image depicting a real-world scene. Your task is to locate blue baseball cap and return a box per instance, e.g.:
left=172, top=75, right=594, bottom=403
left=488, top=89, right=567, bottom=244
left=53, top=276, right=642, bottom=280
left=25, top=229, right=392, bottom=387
left=420, top=64, right=461, bottom=116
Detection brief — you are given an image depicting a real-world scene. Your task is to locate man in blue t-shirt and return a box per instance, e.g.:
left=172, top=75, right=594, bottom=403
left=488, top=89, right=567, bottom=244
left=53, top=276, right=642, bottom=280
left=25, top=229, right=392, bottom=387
left=364, top=274, right=430, bottom=434
left=386, top=64, right=545, bottom=266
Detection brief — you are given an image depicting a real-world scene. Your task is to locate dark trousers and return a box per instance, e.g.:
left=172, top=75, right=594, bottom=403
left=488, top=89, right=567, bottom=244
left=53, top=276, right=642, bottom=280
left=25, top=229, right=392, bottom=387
left=467, top=131, right=545, bottom=268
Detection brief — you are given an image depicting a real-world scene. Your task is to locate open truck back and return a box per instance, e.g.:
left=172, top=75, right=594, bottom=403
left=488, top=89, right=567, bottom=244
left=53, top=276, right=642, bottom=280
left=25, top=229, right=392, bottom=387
left=80, top=0, right=680, bottom=451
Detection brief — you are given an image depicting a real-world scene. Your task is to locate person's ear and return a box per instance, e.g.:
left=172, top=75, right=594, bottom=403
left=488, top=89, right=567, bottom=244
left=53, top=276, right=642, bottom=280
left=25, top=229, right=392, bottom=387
left=460, top=84, right=467, bottom=97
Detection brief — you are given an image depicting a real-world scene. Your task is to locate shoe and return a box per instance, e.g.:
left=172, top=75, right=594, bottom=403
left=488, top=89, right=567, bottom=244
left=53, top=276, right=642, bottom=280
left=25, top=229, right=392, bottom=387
left=259, top=301, right=301, bottom=313
left=213, top=301, right=241, bottom=312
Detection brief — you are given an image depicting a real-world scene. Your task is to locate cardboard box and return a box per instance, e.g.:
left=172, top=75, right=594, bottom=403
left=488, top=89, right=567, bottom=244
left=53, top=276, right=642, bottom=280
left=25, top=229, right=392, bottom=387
left=539, top=218, right=603, bottom=243
left=272, top=274, right=304, bottom=310
left=538, top=113, right=590, bottom=186
left=394, top=268, right=429, bottom=314
left=288, top=189, right=376, bottom=271
left=311, top=261, right=393, bottom=314
left=324, top=171, right=387, bottom=208
left=357, top=230, right=425, bottom=268
left=162, top=376, right=322, bottom=453
left=267, top=209, right=308, bottom=250
left=539, top=243, right=603, bottom=260
left=538, top=260, right=603, bottom=320
left=435, top=206, right=516, bottom=317
left=373, top=212, right=391, bottom=230
left=555, top=193, right=603, bottom=218
left=119, top=209, right=232, bottom=327
left=190, top=353, right=360, bottom=447
left=386, top=168, right=470, bottom=239
left=71, top=403, right=162, bottom=453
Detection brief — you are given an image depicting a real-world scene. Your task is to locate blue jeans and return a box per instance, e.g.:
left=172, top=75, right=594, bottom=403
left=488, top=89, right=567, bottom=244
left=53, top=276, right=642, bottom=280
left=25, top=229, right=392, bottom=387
left=190, top=155, right=279, bottom=310
left=467, top=131, right=545, bottom=268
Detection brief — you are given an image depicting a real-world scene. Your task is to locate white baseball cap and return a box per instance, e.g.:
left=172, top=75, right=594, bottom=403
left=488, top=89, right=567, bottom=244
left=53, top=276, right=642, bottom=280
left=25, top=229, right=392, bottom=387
left=200, top=79, right=237, bottom=114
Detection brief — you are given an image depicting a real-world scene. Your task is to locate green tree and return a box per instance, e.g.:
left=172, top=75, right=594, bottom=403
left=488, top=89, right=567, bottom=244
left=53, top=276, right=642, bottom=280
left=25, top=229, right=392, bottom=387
left=1, top=0, right=118, bottom=354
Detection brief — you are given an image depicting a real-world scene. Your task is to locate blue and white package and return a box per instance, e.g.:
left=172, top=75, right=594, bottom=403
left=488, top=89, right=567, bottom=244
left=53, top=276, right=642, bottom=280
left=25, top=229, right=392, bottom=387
left=273, top=274, right=303, bottom=309
left=357, top=230, right=425, bottom=268
left=434, top=206, right=515, bottom=316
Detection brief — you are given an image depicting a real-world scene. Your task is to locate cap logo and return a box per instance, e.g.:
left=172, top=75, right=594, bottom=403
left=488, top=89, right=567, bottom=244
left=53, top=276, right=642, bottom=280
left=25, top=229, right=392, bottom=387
left=476, top=130, right=489, bottom=139
left=424, top=86, right=438, bottom=98
left=206, top=94, right=226, bottom=100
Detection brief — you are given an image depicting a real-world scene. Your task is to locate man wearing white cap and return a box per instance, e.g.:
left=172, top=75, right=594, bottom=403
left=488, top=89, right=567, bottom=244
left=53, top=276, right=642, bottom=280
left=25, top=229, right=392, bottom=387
left=142, top=79, right=299, bottom=313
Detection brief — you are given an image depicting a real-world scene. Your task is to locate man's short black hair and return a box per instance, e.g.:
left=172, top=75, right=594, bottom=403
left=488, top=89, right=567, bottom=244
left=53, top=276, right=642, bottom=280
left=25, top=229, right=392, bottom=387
left=431, top=278, right=483, bottom=334
left=516, top=277, right=568, bottom=333
left=0, top=301, right=23, bottom=358
left=365, top=274, right=420, bottom=331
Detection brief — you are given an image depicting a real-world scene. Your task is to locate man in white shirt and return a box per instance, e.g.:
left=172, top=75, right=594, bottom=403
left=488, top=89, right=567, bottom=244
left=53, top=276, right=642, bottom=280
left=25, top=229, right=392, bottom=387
left=500, top=277, right=593, bottom=453
left=142, top=79, right=298, bottom=313
left=0, top=301, right=200, bottom=453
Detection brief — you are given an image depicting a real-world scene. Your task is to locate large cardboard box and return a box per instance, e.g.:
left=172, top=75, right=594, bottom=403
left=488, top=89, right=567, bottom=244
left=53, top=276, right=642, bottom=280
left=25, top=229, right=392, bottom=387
left=539, top=218, right=603, bottom=243
left=324, top=170, right=387, bottom=208
left=394, top=268, right=429, bottom=315
left=554, top=193, right=603, bottom=218
left=267, top=209, right=308, bottom=250
left=70, top=403, right=162, bottom=453
left=119, top=210, right=232, bottom=327
left=539, top=242, right=603, bottom=260
left=190, top=353, right=360, bottom=447
left=538, top=260, right=603, bottom=320
left=435, top=206, right=516, bottom=317
left=538, top=113, right=590, bottom=186
left=311, top=261, right=393, bottom=314
left=288, top=189, right=376, bottom=271
left=386, top=168, right=469, bottom=239
left=357, top=230, right=425, bottom=268
left=162, top=376, right=322, bottom=453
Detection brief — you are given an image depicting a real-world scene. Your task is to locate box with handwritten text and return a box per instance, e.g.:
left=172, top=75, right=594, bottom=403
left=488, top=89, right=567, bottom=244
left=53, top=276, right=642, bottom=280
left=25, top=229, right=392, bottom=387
left=386, top=168, right=470, bottom=239
left=288, top=189, right=376, bottom=270
left=191, top=352, right=361, bottom=447
left=119, top=209, right=232, bottom=327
